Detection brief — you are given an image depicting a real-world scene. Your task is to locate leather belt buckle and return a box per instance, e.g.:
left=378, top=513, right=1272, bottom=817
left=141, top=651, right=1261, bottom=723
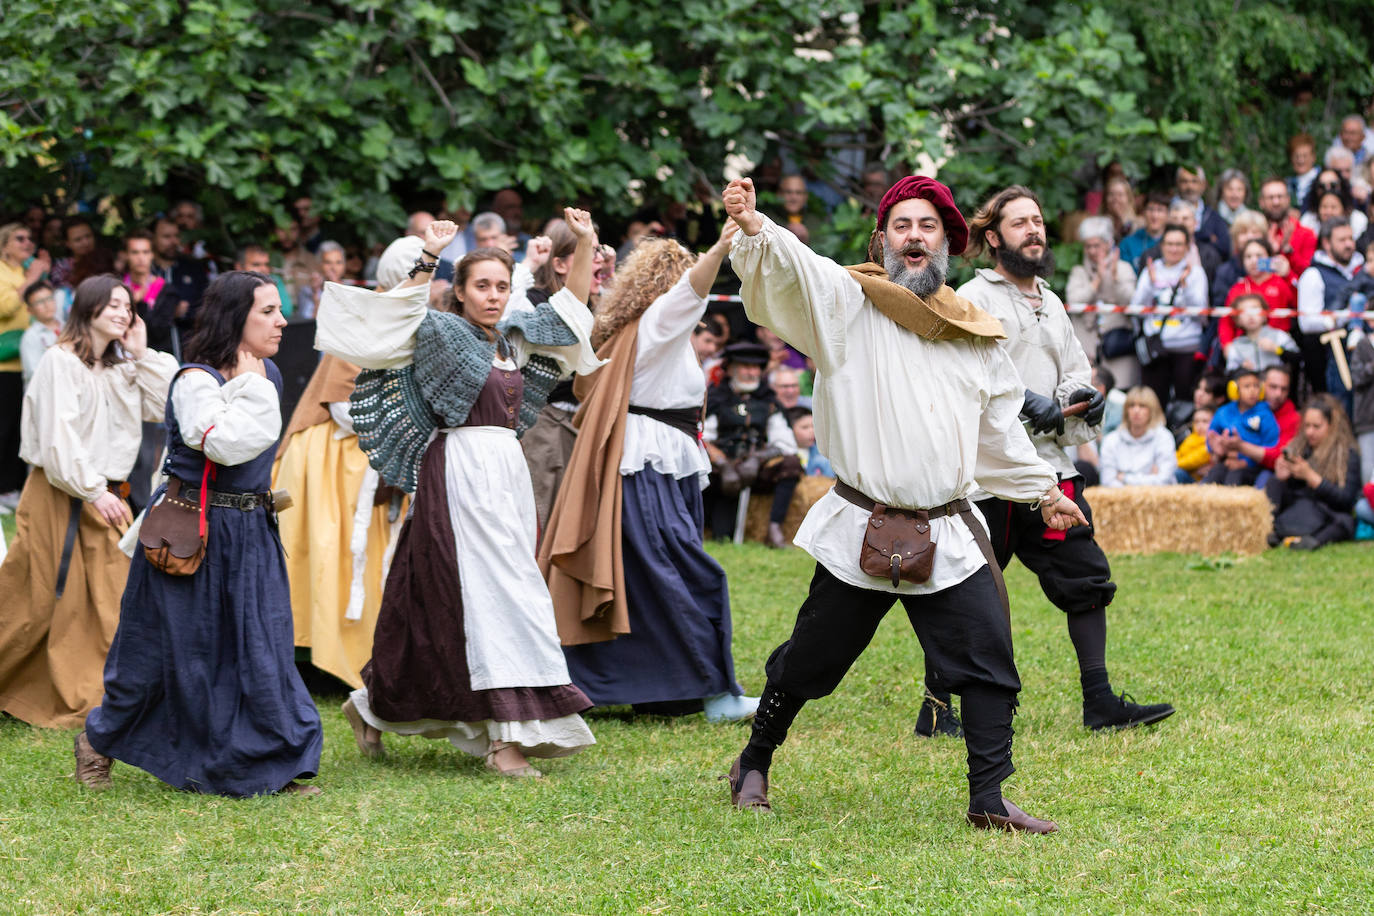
left=236, top=493, right=260, bottom=512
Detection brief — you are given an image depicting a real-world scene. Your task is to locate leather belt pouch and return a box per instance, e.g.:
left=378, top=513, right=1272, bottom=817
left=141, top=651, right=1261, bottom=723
left=139, top=478, right=207, bottom=576
left=860, top=503, right=936, bottom=587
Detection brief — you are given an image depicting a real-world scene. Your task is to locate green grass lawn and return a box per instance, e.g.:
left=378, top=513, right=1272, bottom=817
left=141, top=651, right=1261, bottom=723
left=3, top=539, right=1373, bottom=914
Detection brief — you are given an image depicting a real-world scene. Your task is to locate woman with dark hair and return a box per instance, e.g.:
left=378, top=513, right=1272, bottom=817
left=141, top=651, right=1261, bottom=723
left=0, top=275, right=177, bottom=729
left=75, top=270, right=324, bottom=797
left=318, top=211, right=603, bottom=778
left=542, top=221, right=759, bottom=722
left=1266, top=394, right=1362, bottom=549
left=1299, top=171, right=1368, bottom=239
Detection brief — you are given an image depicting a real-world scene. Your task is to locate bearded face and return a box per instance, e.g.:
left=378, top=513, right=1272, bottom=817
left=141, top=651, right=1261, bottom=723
left=883, top=237, right=950, bottom=297
left=994, top=229, right=1055, bottom=280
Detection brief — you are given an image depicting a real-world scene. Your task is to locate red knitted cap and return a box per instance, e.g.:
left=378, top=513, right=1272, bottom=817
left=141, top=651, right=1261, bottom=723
left=875, top=176, right=968, bottom=256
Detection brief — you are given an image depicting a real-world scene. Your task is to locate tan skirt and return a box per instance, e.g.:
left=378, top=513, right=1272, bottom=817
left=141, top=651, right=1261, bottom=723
left=0, top=469, right=129, bottom=729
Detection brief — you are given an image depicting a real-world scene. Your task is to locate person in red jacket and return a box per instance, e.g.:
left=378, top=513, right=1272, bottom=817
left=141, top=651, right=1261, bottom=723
left=1219, top=238, right=1297, bottom=348
left=1258, top=178, right=1317, bottom=282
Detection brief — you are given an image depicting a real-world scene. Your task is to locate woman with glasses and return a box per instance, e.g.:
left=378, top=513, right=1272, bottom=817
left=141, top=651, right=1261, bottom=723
left=1, top=224, right=52, bottom=504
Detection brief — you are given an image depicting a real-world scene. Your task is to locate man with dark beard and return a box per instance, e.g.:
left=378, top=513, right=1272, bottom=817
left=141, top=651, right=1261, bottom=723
left=922, top=186, right=1174, bottom=739
left=722, top=175, right=1088, bottom=833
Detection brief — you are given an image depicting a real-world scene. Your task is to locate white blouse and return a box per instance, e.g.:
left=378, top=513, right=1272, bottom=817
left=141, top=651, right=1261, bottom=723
left=731, top=216, right=1057, bottom=595
left=20, top=347, right=179, bottom=500
left=172, top=370, right=283, bottom=467
left=619, top=273, right=712, bottom=480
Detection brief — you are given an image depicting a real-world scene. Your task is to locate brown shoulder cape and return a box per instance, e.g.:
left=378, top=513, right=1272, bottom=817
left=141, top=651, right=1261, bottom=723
left=275, top=353, right=362, bottom=459
left=843, top=262, right=1006, bottom=340
left=537, top=317, right=641, bottom=646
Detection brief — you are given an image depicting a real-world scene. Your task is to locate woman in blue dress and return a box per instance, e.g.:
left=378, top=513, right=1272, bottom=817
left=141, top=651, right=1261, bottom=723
left=75, top=270, right=324, bottom=797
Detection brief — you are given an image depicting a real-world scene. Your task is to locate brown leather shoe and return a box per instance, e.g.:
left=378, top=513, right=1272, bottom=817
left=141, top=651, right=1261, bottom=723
left=966, top=799, right=1057, bottom=834
left=726, top=757, right=772, bottom=814
left=280, top=781, right=323, bottom=797
left=73, top=731, right=113, bottom=790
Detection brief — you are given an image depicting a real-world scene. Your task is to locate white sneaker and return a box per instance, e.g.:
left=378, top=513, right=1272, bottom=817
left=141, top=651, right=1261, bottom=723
left=703, top=693, right=760, bottom=723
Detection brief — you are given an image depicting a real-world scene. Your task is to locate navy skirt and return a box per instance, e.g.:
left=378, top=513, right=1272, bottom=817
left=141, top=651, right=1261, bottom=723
left=86, top=492, right=322, bottom=797
left=563, top=467, right=742, bottom=705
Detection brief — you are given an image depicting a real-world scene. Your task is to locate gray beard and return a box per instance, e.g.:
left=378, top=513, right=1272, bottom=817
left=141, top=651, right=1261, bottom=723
left=883, top=239, right=949, bottom=297
left=730, top=378, right=760, bottom=394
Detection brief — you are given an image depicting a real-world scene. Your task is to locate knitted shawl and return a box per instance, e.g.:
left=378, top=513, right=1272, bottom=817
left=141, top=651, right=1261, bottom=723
left=350, top=304, right=578, bottom=492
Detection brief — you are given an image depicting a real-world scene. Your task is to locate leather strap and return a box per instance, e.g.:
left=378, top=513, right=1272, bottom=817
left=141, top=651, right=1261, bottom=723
left=832, top=479, right=967, bottom=520
left=957, top=505, right=1010, bottom=625
left=627, top=404, right=701, bottom=439
left=833, top=479, right=1009, bottom=622
left=181, top=486, right=275, bottom=512
left=54, top=496, right=82, bottom=599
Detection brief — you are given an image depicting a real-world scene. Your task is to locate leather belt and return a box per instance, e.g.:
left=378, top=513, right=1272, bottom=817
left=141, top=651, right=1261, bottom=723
left=831, top=479, right=1010, bottom=623
left=56, top=479, right=128, bottom=599
left=627, top=404, right=702, bottom=439
left=832, top=480, right=968, bottom=519
left=182, top=485, right=274, bottom=512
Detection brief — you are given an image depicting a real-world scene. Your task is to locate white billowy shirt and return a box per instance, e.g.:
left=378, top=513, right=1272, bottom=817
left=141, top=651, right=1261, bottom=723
left=20, top=347, right=179, bottom=500
left=958, top=268, right=1098, bottom=479
left=172, top=370, right=284, bottom=467
left=730, top=216, right=1057, bottom=594
left=619, top=272, right=712, bottom=482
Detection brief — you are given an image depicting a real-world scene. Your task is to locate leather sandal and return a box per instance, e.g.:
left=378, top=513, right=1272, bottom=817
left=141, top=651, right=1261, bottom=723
left=966, top=799, right=1057, bottom=834
left=725, top=756, right=772, bottom=814
left=485, top=741, right=543, bottom=779
left=341, top=698, right=384, bottom=758
left=73, top=731, right=113, bottom=790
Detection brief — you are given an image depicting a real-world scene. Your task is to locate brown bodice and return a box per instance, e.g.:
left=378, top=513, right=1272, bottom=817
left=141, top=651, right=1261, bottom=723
left=462, top=364, right=523, bottom=429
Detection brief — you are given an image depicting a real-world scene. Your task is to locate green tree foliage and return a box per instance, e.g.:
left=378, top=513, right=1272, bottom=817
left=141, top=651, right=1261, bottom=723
left=0, top=0, right=1368, bottom=250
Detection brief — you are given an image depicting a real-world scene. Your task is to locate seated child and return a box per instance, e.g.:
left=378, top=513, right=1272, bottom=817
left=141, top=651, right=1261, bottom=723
left=1175, top=405, right=1215, bottom=482
left=786, top=406, right=833, bottom=478
left=1203, top=367, right=1280, bottom=486
left=1223, top=293, right=1297, bottom=374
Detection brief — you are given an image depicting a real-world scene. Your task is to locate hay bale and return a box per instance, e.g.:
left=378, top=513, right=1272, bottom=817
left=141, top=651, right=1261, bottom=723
left=743, top=475, right=835, bottom=543
left=1084, top=484, right=1272, bottom=556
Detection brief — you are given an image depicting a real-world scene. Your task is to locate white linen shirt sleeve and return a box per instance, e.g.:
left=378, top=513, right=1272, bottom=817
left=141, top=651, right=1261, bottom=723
left=328, top=401, right=355, bottom=438
left=172, top=370, right=282, bottom=467
left=130, top=350, right=180, bottom=422
left=636, top=273, right=707, bottom=356
left=730, top=215, right=864, bottom=375
left=1296, top=268, right=1333, bottom=334
left=314, top=281, right=430, bottom=369
left=973, top=342, right=1059, bottom=502
left=20, top=352, right=107, bottom=500
left=503, top=286, right=606, bottom=376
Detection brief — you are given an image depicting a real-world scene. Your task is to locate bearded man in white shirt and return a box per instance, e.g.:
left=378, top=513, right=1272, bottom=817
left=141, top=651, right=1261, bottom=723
left=721, top=175, right=1086, bottom=834
left=916, top=186, right=1175, bottom=740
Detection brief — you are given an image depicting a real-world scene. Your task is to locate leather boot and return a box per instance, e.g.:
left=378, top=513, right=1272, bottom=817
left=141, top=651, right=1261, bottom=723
left=73, top=731, right=113, bottom=790
left=726, top=756, right=772, bottom=814
left=967, top=799, right=1057, bottom=834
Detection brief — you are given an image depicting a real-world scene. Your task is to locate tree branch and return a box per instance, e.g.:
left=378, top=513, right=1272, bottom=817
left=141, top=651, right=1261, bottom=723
left=407, top=43, right=458, bottom=127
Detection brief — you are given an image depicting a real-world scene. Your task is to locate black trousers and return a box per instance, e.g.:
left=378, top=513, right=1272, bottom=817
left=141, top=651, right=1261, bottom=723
left=1141, top=351, right=1202, bottom=412
left=976, top=485, right=1116, bottom=615
left=706, top=477, right=800, bottom=538
left=763, top=562, right=1020, bottom=801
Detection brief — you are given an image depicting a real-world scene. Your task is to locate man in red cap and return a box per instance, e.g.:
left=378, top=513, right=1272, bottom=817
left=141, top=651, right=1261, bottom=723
left=908, top=186, right=1173, bottom=739
left=720, top=175, right=1086, bottom=833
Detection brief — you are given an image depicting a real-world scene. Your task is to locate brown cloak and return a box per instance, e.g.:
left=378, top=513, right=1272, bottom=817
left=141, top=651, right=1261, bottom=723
left=538, top=318, right=641, bottom=646
left=276, top=354, right=362, bottom=458
left=843, top=262, right=1006, bottom=341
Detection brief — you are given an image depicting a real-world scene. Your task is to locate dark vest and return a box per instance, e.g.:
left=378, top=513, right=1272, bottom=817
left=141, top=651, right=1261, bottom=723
left=708, top=384, right=779, bottom=459
left=1312, top=261, right=1355, bottom=313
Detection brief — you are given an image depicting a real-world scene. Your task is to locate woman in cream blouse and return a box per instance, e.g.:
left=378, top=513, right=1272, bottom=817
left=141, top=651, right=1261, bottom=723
left=0, top=274, right=177, bottom=729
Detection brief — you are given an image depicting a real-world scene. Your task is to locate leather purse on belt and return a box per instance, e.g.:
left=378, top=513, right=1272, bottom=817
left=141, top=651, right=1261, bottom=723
left=139, top=476, right=208, bottom=576
left=860, top=504, right=936, bottom=587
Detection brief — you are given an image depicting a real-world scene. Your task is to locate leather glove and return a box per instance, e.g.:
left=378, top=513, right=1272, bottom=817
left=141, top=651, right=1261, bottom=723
left=1021, top=389, right=1065, bottom=436
left=1067, top=387, right=1106, bottom=426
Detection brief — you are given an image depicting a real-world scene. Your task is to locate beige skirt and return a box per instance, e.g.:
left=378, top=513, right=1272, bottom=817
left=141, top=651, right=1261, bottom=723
left=0, top=469, right=129, bottom=729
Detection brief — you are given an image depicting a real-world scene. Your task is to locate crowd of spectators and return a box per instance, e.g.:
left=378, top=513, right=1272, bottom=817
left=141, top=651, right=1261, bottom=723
left=5, top=114, right=1374, bottom=549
